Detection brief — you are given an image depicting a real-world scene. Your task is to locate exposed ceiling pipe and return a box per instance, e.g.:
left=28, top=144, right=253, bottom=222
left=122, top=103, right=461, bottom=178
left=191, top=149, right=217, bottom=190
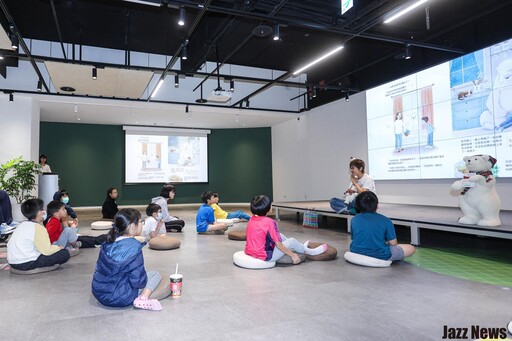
left=49, top=0, right=67, bottom=60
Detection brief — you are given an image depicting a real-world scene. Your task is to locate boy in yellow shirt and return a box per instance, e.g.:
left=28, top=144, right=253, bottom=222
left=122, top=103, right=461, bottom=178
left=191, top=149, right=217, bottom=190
left=210, top=193, right=251, bottom=221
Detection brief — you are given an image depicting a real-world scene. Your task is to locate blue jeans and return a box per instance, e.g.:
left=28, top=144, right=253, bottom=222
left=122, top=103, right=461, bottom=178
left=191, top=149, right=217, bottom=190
left=329, top=197, right=354, bottom=213
left=395, top=134, right=402, bottom=150
left=227, top=211, right=251, bottom=220
left=269, top=234, right=305, bottom=261
left=427, top=132, right=433, bottom=146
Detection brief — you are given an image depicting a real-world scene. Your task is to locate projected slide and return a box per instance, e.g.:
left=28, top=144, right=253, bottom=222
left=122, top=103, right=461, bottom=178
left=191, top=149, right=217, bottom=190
left=124, top=127, right=209, bottom=183
left=366, top=37, right=512, bottom=180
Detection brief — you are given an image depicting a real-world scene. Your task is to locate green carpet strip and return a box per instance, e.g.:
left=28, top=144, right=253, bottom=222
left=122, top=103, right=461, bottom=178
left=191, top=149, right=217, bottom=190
left=405, top=247, right=512, bottom=288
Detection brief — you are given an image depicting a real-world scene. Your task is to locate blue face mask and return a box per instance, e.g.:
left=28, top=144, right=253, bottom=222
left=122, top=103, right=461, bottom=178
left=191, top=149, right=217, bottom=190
left=62, top=197, right=70, bottom=204
left=41, top=211, right=48, bottom=221
left=157, top=212, right=163, bottom=220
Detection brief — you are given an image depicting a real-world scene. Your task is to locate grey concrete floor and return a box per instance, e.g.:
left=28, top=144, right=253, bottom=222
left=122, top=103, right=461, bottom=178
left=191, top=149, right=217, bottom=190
left=1, top=207, right=511, bottom=341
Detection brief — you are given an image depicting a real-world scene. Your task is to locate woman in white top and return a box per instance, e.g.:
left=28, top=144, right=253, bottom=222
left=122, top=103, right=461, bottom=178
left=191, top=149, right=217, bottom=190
left=39, top=154, right=52, bottom=173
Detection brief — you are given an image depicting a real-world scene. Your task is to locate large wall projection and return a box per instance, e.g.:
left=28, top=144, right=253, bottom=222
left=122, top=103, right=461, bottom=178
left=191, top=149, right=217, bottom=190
left=124, top=126, right=209, bottom=184
left=366, top=38, right=512, bottom=180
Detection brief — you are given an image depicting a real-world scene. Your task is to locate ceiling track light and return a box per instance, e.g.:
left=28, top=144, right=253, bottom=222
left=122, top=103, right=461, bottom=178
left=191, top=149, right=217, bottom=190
left=37, top=79, right=42, bottom=92
left=345, top=92, right=350, bottom=102
left=175, top=74, right=179, bottom=87
left=74, top=104, right=78, bottom=113
left=10, top=34, right=18, bottom=50
left=230, top=79, right=234, bottom=92
left=404, top=44, right=412, bottom=60
left=273, top=24, right=280, bottom=41
left=313, top=87, right=317, bottom=98
left=293, top=45, right=344, bottom=75
left=185, top=105, right=189, bottom=113
left=178, top=5, right=185, bottom=26
left=384, top=0, right=429, bottom=24
left=181, top=46, right=188, bottom=60
left=9, top=93, right=14, bottom=102
left=246, top=99, right=250, bottom=108
left=92, top=67, right=97, bottom=80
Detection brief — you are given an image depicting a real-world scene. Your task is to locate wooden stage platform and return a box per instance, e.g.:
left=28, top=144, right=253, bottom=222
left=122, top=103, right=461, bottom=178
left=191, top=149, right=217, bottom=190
left=272, top=201, right=512, bottom=246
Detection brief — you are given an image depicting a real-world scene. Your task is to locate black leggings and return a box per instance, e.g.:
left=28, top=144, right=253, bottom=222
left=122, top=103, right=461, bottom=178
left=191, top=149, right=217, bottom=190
left=10, top=249, right=70, bottom=271
left=165, top=220, right=185, bottom=232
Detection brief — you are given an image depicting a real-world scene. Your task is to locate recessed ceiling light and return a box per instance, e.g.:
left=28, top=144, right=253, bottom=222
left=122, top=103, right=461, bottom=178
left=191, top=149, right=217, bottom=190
left=60, top=86, right=76, bottom=92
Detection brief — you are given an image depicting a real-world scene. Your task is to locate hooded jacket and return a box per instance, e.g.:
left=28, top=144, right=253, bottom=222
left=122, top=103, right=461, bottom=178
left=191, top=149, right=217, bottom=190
left=91, top=238, right=147, bottom=307
left=52, top=191, right=77, bottom=219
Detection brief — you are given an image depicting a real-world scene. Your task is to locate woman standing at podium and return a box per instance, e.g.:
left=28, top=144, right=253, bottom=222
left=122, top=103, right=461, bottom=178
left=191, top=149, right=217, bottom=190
left=39, top=154, right=52, bottom=173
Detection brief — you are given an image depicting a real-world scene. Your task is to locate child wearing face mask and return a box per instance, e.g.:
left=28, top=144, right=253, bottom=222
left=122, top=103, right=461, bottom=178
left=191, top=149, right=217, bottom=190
left=52, top=190, right=78, bottom=227
left=7, top=199, right=70, bottom=271
left=141, top=204, right=166, bottom=240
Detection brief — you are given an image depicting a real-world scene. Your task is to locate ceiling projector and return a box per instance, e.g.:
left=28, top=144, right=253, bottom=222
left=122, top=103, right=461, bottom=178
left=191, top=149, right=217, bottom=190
left=207, top=88, right=232, bottom=103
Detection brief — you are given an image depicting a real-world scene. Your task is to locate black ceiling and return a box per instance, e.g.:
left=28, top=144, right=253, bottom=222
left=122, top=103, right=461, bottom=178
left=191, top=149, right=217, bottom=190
left=2, top=0, right=512, bottom=109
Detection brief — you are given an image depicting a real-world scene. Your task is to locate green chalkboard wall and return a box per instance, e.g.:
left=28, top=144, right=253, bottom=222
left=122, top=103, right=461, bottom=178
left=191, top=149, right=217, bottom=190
left=40, top=123, right=273, bottom=206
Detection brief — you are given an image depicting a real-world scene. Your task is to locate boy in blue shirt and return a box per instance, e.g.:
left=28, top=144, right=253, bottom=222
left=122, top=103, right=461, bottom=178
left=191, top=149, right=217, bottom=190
left=196, top=191, right=232, bottom=233
left=350, top=191, right=415, bottom=261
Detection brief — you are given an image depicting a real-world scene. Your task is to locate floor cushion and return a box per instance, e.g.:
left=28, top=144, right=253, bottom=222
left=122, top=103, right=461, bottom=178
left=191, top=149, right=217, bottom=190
left=344, top=251, right=392, bottom=267
left=305, top=242, right=338, bottom=261
left=227, top=230, right=246, bottom=241
left=91, top=221, right=113, bottom=230
left=276, top=252, right=306, bottom=266
left=148, top=236, right=181, bottom=250
left=217, top=218, right=239, bottom=224
left=233, top=251, right=275, bottom=269
left=198, top=229, right=226, bottom=235
left=149, top=275, right=172, bottom=300
left=10, top=264, right=60, bottom=275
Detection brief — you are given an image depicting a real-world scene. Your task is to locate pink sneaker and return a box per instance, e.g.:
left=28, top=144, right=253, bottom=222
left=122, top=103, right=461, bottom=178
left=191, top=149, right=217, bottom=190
left=133, top=295, right=162, bottom=311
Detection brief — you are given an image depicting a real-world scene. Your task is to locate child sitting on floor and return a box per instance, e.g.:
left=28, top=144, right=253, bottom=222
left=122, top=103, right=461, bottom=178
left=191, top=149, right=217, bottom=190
left=7, top=199, right=70, bottom=271
left=196, top=191, right=232, bottom=233
left=210, top=193, right=251, bottom=221
left=245, top=195, right=327, bottom=264
left=46, top=200, right=81, bottom=249
left=142, top=203, right=166, bottom=240
left=350, top=191, right=415, bottom=261
left=53, top=189, right=79, bottom=227
left=92, top=208, right=163, bottom=311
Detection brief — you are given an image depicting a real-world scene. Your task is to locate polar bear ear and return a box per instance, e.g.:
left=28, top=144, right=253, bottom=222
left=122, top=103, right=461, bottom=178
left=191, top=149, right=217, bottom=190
left=487, top=155, right=497, bottom=167
left=463, top=156, right=470, bottom=162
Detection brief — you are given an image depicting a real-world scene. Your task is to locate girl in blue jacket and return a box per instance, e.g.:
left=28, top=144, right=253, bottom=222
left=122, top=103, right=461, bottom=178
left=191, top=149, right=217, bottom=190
left=92, top=208, right=163, bottom=311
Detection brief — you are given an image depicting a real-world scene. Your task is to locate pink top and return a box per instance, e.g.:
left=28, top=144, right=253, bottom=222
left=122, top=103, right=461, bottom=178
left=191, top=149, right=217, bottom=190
left=244, top=216, right=282, bottom=261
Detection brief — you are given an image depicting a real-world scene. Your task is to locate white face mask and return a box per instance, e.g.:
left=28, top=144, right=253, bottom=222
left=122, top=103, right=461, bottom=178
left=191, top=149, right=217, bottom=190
left=157, top=212, right=163, bottom=220
left=41, top=211, right=48, bottom=221
left=62, top=197, right=70, bottom=204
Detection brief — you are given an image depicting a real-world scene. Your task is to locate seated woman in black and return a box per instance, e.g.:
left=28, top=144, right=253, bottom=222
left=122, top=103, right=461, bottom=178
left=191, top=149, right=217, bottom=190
left=102, top=188, right=119, bottom=219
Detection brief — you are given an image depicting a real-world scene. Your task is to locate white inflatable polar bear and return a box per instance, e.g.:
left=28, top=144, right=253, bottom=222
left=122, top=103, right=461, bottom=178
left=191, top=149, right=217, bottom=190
left=480, top=58, right=512, bottom=130
left=451, top=155, right=501, bottom=226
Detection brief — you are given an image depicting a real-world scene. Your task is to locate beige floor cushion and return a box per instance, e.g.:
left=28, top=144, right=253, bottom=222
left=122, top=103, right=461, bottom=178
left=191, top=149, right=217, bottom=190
left=227, top=230, right=246, bottom=241
left=91, top=221, right=113, bottom=230
left=10, top=264, right=60, bottom=275
left=148, top=236, right=181, bottom=250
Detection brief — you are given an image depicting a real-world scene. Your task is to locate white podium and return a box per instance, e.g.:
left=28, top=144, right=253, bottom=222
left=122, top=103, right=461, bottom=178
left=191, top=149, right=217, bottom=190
left=38, top=174, right=59, bottom=205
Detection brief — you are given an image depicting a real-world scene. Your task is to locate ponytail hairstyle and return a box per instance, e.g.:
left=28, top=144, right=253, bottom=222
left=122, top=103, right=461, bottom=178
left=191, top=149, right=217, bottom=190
left=106, top=208, right=141, bottom=243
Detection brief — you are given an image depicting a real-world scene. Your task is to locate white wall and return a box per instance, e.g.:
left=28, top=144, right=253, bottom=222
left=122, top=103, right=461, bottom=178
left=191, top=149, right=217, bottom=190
left=272, top=92, right=512, bottom=210
left=0, top=95, right=40, bottom=164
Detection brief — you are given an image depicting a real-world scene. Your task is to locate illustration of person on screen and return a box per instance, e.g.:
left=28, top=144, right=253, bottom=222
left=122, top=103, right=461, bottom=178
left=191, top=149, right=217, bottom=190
left=393, top=112, right=404, bottom=153
left=141, top=151, right=148, bottom=170
left=422, top=117, right=435, bottom=149
left=177, top=141, right=194, bottom=166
